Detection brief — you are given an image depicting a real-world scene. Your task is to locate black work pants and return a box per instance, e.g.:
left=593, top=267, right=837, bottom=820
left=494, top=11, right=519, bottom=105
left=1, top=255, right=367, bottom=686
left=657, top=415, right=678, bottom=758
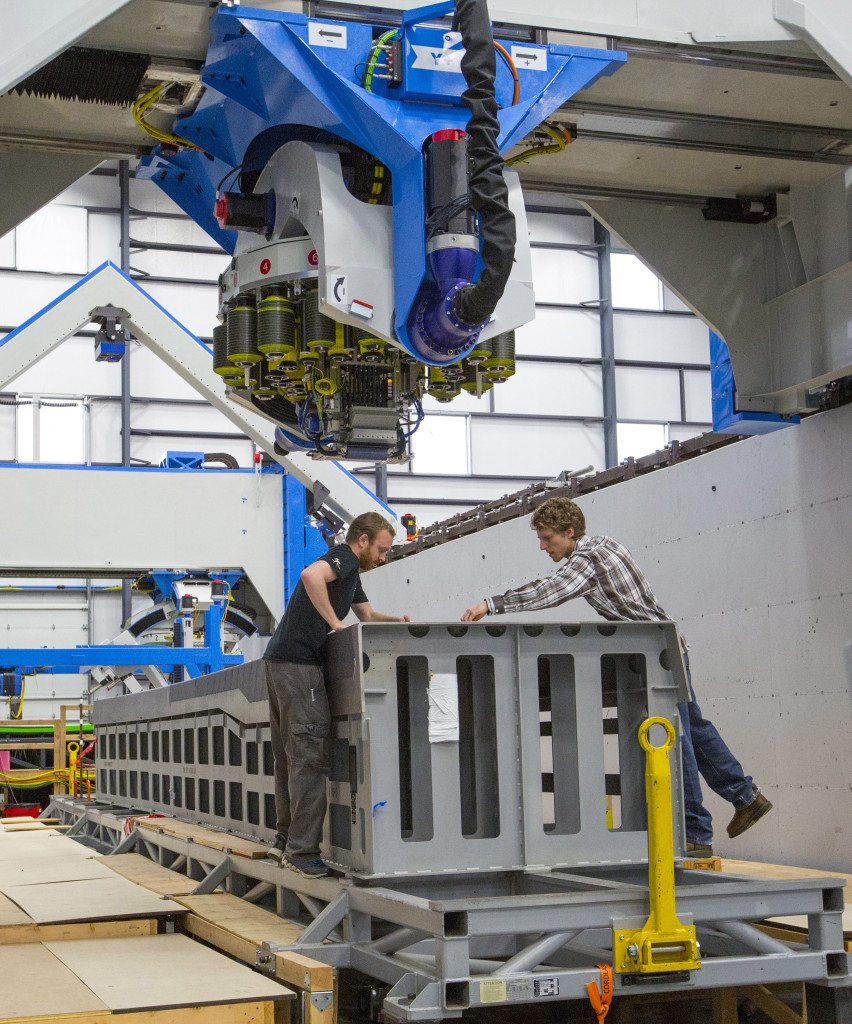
left=265, top=659, right=330, bottom=858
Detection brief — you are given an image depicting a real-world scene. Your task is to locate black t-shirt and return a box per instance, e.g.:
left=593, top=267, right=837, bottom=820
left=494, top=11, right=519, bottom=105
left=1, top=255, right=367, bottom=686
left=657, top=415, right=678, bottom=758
left=264, top=543, right=367, bottom=665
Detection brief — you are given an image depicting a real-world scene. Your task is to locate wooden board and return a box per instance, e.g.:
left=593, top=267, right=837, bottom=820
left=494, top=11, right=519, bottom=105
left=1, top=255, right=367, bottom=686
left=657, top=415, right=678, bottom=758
left=2, top=875, right=185, bottom=924
left=0, top=942, right=109, bottom=1017
left=0, top=892, right=31, bottom=927
left=177, top=894, right=305, bottom=946
left=138, top=816, right=270, bottom=859
left=96, top=852, right=205, bottom=897
left=721, top=858, right=852, bottom=935
left=0, top=917, right=157, bottom=946
left=0, top=999, right=277, bottom=1024
left=0, top=854, right=113, bottom=887
left=44, top=932, right=291, bottom=1011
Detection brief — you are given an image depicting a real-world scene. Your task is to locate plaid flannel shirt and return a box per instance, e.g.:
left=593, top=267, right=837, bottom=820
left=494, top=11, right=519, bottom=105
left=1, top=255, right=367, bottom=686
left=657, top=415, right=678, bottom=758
left=486, top=534, right=675, bottom=628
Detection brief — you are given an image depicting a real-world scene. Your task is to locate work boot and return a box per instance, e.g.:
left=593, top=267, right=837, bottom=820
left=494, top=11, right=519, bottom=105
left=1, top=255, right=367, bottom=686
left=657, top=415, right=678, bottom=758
left=727, top=788, right=772, bottom=838
left=267, top=834, right=287, bottom=864
left=283, top=853, right=330, bottom=878
left=686, top=841, right=714, bottom=858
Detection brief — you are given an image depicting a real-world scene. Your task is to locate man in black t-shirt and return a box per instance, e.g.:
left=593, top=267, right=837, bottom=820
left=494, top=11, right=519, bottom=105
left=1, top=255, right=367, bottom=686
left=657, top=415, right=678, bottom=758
left=264, top=511, right=408, bottom=876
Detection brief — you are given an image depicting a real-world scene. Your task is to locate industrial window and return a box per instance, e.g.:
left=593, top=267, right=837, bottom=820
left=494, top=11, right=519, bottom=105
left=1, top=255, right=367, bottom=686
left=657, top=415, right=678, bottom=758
left=15, top=399, right=86, bottom=465
left=610, top=253, right=663, bottom=310
left=617, top=423, right=667, bottom=462
left=410, top=414, right=469, bottom=476
left=15, top=205, right=87, bottom=274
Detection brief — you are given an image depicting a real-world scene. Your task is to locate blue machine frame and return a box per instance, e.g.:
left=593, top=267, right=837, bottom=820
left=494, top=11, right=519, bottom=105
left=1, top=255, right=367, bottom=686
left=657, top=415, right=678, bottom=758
left=139, top=1, right=625, bottom=360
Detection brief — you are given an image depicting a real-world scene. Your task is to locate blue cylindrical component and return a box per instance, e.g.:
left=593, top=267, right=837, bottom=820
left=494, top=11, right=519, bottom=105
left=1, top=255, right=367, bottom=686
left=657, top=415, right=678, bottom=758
left=406, top=128, right=486, bottom=363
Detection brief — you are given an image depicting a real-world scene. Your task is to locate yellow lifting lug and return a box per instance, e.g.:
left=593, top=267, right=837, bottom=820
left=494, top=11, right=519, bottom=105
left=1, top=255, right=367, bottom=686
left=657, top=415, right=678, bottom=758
left=612, top=716, right=702, bottom=975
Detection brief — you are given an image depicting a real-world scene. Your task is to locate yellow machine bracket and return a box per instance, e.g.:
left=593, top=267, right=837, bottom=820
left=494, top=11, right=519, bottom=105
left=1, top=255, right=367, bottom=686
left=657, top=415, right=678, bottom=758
left=613, top=716, right=702, bottom=974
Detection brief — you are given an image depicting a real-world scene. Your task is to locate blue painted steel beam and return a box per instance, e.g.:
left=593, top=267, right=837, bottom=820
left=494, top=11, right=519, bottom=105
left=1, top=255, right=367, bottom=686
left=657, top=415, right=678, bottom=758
left=709, top=331, right=799, bottom=434
left=0, top=647, right=243, bottom=672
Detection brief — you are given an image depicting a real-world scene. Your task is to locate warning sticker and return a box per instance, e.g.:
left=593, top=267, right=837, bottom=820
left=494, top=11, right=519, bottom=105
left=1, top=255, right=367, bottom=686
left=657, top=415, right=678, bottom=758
left=508, top=980, right=534, bottom=1000
left=534, top=978, right=559, bottom=998
left=479, top=980, right=508, bottom=1004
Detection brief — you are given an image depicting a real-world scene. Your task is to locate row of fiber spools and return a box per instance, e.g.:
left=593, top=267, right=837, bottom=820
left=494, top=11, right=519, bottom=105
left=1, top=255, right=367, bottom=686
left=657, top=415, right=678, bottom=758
left=212, top=284, right=515, bottom=404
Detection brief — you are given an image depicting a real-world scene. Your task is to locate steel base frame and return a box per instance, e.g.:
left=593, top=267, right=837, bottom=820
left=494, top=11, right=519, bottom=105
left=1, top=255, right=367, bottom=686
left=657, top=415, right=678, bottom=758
left=49, top=796, right=850, bottom=1023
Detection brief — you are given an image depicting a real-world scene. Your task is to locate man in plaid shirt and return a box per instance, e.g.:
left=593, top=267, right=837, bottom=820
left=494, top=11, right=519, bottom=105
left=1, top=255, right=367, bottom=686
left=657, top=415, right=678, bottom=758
left=462, top=496, right=772, bottom=855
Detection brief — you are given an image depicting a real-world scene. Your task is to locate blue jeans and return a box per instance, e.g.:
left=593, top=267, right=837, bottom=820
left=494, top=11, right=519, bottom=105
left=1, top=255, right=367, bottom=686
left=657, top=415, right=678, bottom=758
left=678, top=656, right=754, bottom=844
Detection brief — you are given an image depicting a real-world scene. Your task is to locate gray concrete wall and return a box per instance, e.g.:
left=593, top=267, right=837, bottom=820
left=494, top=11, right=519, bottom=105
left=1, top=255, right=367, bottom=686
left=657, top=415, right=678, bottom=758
left=367, top=403, right=852, bottom=872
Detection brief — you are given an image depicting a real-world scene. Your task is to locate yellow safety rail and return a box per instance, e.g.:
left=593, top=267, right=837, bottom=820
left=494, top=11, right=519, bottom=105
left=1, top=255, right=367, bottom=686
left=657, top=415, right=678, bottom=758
left=613, top=716, right=701, bottom=974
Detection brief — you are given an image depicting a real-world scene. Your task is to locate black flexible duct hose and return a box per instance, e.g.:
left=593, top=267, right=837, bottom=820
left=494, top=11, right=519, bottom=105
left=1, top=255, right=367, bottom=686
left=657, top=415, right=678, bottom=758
left=203, top=452, right=240, bottom=469
left=451, top=0, right=516, bottom=326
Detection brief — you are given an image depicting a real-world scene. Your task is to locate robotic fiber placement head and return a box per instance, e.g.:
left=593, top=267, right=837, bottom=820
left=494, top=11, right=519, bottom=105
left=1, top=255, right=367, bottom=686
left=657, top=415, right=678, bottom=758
left=139, top=1, right=625, bottom=461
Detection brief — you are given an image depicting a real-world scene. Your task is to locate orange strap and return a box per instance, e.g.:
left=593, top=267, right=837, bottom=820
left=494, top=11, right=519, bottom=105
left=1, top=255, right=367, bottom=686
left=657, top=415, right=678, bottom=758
left=585, top=964, right=613, bottom=1024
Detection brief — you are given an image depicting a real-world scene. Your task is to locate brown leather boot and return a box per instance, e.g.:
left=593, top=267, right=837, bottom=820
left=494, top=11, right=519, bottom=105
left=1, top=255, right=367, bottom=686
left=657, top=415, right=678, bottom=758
left=686, top=841, right=714, bottom=858
left=727, top=789, right=772, bottom=838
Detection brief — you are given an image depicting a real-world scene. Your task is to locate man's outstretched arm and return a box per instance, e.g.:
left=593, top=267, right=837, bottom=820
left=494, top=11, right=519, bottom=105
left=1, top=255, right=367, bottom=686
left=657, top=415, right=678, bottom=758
left=462, top=558, right=596, bottom=621
left=352, top=602, right=410, bottom=624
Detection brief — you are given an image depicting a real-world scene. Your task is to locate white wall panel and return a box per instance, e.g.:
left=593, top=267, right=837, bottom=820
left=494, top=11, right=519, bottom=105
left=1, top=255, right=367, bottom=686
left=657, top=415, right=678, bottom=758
left=683, top=369, right=712, bottom=423
left=389, top=501, right=472, bottom=529
left=55, top=175, right=122, bottom=210
left=492, top=361, right=602, bottom=417
left=8, top=336, right=121, bottom=396
left=88, top=211, right=120, bottom=269
left=0, top=229, right=15, bottom=269
left=527, top=212, right=594, bottom=246
left=516, top=306, right=600, bottom=359
left=614, top=312, right=709, bottom=365
left=142, top=280, right=218, bottom=338
left=131, top=215, right=226, bottom=252
left=130, top=434, right=254, bottom=468
left=16, top=206, right=88, bottom=274
left=130, top=248, right=230, bottom=283
left=616, top=365, right=681, bottom=421
left=422, top=387, right=491, bottom=414
left=610, top=252, right=661, bottom=310
left=387, top=473, right=531, bottom=502
left=617, top=421, right=666, bottom=460
left=0, top=271, right=81, bottom=327
left=669, top=423, right=711, bottom=443
left=663, top=284, right=692, bottom=313
left=470, top=418, right=604, bottom=477
left=129, top=400, right=244, bottom=435
left=530, top=247, right=598, bottom=305
left=0, top=403, right=15, bottom=460
left=410, top=414, right=469, bottom=475
left=89, top=400, right=121, bottom=463
left=129, top=342, right=210, bottom=401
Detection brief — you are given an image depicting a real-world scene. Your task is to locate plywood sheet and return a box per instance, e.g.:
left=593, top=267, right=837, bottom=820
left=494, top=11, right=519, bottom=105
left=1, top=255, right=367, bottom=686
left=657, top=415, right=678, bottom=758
left=138, top=816, right=269, bottom=859
left=45, top=932, right=289, bottom=1011
left=2, top=875, right=184, bottom=923
left=0, top=852, right=112, bottom=887
left=0, top=941, right=109, bottom=1017
left=722, top=859, right=852, bottom=935
left=96, top=852, right=202, bottom=896
left=177, top=893, right=304, bottom=945
left=0, top=891, right=30, bottom=927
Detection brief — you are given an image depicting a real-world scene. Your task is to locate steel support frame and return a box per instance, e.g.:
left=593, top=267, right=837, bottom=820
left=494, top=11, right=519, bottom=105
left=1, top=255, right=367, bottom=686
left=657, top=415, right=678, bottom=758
left=50, top=796, right=851, bottom=1023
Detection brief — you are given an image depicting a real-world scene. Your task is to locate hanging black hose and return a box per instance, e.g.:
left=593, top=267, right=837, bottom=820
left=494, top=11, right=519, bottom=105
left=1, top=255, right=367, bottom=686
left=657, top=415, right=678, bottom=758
left=451, top=0, right=516, bottom=326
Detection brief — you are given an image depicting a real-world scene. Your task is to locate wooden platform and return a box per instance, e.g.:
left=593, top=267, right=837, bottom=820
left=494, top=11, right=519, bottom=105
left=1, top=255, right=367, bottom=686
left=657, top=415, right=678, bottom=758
left=0, top=825, right=294, bottom=1023
left=0, top=933, right=289, bottom=1023
left=136, top=815, right=270, bottom=859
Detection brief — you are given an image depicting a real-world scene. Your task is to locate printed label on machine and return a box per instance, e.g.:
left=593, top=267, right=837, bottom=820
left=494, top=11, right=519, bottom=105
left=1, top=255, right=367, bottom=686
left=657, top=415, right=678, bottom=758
left=511, top=45, right=548, bottom=71
left=411, top=32, right=464, bottom=73
left=327, top=273, right=348, bottom=305
left=308, top=21, right=348, bottom=49
left=534, top=978, right=559, bottom=998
